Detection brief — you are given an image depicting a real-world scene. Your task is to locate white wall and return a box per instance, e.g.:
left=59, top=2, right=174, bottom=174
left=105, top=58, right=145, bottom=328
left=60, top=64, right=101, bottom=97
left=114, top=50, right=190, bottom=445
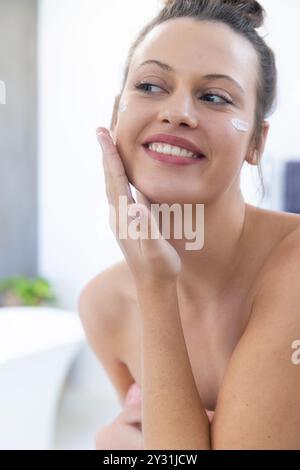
left=38, top=0, right=161, bottom=309
left=38, top=0, right=300, bottom=309
left=260, top=0, right=300, bottom=158
left=241, top=0, right=300, bottom=208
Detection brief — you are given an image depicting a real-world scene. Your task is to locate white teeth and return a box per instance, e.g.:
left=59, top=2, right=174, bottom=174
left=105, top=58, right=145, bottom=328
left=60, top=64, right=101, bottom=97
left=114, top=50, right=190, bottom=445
left=148, top=142, right=198, bottom=159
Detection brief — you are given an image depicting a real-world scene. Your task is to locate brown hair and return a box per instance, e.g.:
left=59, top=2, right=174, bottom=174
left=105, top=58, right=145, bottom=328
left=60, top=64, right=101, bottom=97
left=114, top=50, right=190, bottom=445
left=113, top=0, right=278, bottom=201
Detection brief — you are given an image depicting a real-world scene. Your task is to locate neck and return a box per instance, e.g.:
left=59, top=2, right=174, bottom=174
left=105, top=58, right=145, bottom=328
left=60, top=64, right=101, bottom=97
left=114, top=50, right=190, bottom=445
left=158, top=189, right=249, bottom=299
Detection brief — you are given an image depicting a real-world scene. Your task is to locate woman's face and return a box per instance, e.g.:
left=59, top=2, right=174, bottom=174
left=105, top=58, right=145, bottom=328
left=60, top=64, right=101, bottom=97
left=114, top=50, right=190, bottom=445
left=111, top=18, right=268, bottom=204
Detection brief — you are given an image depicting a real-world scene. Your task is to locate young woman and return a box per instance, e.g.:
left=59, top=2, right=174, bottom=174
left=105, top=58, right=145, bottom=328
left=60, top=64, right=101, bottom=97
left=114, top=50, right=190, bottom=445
left=79, top=0, right=300, bottom=450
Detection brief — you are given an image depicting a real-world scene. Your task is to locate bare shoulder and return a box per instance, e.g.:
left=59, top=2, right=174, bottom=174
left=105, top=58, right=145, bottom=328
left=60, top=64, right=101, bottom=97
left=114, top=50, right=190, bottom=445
left=246, top=203, right=300, bottom=240
left=78, top=259, right=136, bottom=339
left=243, top=206, right=300, bottom=334
left=237, top=205, right=300, bottom=330
left=249, top=206, right=300, bottom=295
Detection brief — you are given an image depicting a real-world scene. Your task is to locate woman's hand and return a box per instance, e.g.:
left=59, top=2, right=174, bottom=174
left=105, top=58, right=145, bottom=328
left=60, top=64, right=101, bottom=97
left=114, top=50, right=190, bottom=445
left=95, top=402, right=143, bottom=450
left=96, top=127, right=182, bottom=286
left=95, top=383, right=143, bottom=450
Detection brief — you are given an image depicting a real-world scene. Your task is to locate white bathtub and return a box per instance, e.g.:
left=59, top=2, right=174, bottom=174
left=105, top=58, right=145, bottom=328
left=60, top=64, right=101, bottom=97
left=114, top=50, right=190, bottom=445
left=0, top=307, right=84, bottom=450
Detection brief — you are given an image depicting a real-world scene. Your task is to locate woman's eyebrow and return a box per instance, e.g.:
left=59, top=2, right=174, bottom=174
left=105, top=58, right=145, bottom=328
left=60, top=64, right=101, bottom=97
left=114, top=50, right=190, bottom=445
left=136, top=59, right=245, bottom=95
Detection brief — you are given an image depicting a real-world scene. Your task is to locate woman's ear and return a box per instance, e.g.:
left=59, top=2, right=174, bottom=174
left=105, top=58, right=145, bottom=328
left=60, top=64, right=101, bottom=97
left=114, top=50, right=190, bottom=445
left=246, top=120, right=270, bottom=165
left=109, top=94, right=121, bottom=141
left=257, top=120, right=270, bottom=158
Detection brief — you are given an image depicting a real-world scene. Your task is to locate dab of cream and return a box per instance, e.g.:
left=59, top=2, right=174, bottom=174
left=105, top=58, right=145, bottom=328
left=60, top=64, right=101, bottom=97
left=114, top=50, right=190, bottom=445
left=119, top=101, right=128, bottom=113
left=231, top=118, right=249, bottom=132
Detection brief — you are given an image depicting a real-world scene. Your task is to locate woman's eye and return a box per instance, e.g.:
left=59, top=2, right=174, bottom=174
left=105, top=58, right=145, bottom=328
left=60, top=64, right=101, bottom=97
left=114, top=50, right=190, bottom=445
left=135, top=82, right=163, bottom=93
left=201, top=93, right=233, bottom=105
left=135, top=82, right=233, bottom=105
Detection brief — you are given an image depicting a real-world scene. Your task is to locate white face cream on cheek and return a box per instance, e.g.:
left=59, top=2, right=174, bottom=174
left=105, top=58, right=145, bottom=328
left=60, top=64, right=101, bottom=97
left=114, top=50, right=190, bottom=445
left=110, top=101, right=127, bottom=143
left=231, top=118, right=249, bottom=132
left=118, top=101, right=128, bottom=113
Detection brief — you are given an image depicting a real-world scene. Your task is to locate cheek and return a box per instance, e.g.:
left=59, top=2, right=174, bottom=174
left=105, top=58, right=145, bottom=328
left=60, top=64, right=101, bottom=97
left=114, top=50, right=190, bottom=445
left=205, top=117, right=235, bottom=155
left=113, top=130, right=137, bottom=183
left=114, top=97, right=144, bottom=140
left=210, top=116, right=247, bottom=158
left=113, top=97, right=150, bottom=166
left=205, top=117, right=248, bottom=183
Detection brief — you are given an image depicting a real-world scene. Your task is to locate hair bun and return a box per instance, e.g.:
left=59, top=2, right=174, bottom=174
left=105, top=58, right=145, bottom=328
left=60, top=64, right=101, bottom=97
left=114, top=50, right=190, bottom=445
left=221, top=0, right=265, bottom=28
left=162, top=0, right=175, bottom=5
left=162, top=0, right=265, bottom=29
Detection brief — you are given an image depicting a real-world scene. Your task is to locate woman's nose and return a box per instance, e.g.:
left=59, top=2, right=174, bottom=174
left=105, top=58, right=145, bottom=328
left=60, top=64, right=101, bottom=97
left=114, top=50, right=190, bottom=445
left=157, top=94, right=199, bottom=128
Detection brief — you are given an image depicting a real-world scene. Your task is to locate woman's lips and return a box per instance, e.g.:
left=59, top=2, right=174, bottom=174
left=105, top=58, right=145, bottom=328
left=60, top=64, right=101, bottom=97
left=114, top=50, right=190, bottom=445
left=142, top=144, right=207, bottom=166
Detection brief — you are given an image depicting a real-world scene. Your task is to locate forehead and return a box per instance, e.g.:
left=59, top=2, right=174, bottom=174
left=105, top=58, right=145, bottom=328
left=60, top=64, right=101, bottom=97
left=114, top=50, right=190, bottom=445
left=129, top=18, right=258, bottom=91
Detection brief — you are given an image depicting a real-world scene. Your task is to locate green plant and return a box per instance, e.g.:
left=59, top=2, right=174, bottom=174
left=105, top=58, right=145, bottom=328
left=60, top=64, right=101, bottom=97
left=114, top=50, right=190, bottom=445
left=0, top=276, right=58, bottom=306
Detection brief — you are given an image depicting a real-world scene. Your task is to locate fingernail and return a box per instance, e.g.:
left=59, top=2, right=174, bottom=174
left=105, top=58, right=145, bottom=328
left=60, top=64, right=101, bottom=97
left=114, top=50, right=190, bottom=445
left=124, top=384, right=142, bottom=406
left=96, top=126, right=105, bottom=135
left=127, top=184, right=133, bottom=200
left=97, top=131, right=111, bottom=153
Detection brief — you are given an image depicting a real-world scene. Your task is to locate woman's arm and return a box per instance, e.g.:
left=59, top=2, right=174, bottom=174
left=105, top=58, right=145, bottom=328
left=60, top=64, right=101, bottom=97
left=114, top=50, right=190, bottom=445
left=79, top=271, right=145, bottom=450
left=97, top=127, right=211, bottom=450
left=137, top=279, right=211, bottom=450
left=78, top=268, right=137, bottom=407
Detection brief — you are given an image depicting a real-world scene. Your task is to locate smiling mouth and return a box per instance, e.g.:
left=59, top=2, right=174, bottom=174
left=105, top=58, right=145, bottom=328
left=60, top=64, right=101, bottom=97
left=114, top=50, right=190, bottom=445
left=143, top=144, right=205, bottom=159
left=142, top=144, right=207, bottom=166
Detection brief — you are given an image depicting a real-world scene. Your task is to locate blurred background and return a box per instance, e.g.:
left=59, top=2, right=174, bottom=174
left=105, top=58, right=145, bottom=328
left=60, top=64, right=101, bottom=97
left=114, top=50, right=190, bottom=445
left=0, top=0, right=300, bottom=450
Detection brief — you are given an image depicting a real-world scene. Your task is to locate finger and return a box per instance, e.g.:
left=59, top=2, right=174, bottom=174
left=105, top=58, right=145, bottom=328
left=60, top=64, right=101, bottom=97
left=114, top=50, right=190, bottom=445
left=98, top=128, right=114, bottom=208
left=124, top=382, right=142, bottom=407
left=95, top=423, right=142, bottom=450
left=102, top=155, right=113, bottom=205
left=96, top=128, right=134, bottom=208
left=135, top=205, right=181, bottom=277
left=97, top=128, right=139, bottom=243
left=117, top=402, right=142, bottom=426
left=135, top=190, right=162, bottom=238
left=135, top=189, right=151, bottom=212
left=206, top=410, right=215, bottom=423
left=97, top=129, right=146, bottom=256
left=127, top=183, right=136, bottom=204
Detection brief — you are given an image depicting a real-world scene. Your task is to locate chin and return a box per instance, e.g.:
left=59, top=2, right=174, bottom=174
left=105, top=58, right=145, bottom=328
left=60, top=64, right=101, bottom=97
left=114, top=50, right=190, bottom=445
left=134, top=185, right=206, bottom=205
